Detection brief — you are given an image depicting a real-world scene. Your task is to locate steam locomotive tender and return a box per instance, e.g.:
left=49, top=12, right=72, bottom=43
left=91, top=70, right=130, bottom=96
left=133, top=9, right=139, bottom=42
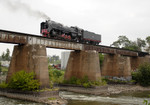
left=41, top=20, right=101, bottom=45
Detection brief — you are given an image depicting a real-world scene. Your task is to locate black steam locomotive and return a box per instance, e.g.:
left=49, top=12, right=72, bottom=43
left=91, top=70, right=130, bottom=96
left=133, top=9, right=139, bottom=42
left=40, top=20, right=101, bottom=45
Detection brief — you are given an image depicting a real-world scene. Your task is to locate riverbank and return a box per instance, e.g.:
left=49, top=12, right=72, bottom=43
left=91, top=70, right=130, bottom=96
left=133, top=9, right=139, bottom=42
left=108, top=84, right=150, bottom=95
left=0, top=88, right=67, bottom=105
left=0, top=85, right=149, bottom=105
left=59, top=84, right=150, bottom=96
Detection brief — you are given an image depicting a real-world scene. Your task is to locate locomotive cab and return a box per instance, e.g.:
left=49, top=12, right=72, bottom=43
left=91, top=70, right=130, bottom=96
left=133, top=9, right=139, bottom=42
left=40, top=22, right=49, bottom=37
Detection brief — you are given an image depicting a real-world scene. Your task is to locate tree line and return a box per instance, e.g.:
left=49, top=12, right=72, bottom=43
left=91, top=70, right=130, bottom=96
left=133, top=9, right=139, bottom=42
left=111, top=36, right=150, bottom=52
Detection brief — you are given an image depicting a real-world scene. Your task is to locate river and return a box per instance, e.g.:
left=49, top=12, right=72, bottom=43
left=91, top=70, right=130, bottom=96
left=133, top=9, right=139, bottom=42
left=0, top=91, right=150, bottom=105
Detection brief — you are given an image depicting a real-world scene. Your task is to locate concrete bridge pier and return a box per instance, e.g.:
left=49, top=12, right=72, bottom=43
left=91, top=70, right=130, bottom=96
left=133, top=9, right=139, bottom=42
left=130, top=56, right=150, bottom=70
left=64, top=50, right=101, bottom=81
left=101, top=54, right=131, bottom=79
left=6, top=44, right=50, bottom=88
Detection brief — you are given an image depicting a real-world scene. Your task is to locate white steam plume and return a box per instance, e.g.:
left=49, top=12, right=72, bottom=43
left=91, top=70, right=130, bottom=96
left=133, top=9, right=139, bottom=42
left=0, top=0, right=50, bottom=20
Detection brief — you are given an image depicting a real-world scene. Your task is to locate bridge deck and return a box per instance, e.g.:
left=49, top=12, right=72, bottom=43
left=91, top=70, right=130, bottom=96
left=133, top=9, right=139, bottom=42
left=0, top=29, right=149, bottom=57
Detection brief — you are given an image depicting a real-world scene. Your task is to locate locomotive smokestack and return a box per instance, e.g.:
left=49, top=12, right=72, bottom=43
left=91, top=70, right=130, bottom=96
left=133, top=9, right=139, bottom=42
left=46, top=19, right=51, bottom=23
left=0, top=0, right=50, bottom=20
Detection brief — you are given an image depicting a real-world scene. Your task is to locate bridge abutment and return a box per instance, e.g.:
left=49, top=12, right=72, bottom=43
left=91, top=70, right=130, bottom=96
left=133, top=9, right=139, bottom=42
left=64, top=50, right=101, bottom=81
left=6, top=44, right=50, bottom=88
left=101, top=54, right=131, bottom=79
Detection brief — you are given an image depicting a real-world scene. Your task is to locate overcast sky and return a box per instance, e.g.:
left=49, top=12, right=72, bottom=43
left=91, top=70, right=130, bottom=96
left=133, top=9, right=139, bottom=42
left=0, top=0, right=150, bottom=57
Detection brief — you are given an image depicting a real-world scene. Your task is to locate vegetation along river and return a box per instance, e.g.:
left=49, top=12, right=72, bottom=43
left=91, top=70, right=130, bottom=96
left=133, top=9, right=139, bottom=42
left=0, top=91, right=150, bottom=105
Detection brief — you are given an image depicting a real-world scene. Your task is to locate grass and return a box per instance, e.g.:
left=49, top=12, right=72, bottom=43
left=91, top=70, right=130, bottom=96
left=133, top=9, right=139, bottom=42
left=63, top=76, right=107, bottom=88
left=48, top=97, right=57, bottom=100
left=1, top=66, right=8, bottom=75
left=0, top=82, right=8, bottom=88
left=35, top=88, right=59, bottom=92
left=48, top=66, right=65, bottom=84
left=1, top=66, right=8, bottom=72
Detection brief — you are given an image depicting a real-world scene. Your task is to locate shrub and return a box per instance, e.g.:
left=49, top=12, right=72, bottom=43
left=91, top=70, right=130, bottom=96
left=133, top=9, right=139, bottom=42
left=63, top=76, right=106, bottom=88
left=83, top=83, right=91, bottom=88
left=49, top=81, right=53, bottom=88
left=53, top=70, right=63, bottom=78
left=81, top=76, right=89, bottom=83
left=76, top=79, right=82, bottom=85
left=8, top=70, right=40, bottom=91
left=69, top=76, right=78, bottom=84
left=131, top=72, right=138, bottom=81
left=49, top=69, right=64, bottom=84
left=143, top=95, right=150, bottom=105
left=144, top=100, right=150, bottom=105
left=99, top=53, right=104, bottom=67
left=0, top=82, right=8, bottom=88
left=132, top=63, right=150, bottom=86
left=48, top=65, right=54, bottom=70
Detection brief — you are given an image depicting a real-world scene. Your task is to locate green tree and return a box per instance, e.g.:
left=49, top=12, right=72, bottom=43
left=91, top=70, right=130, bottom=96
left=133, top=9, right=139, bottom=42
left=1, top=52, right=5, bottom=61
left=125, top=41, right=139, bottom=51
left=132, top=63, right=150, bottom=86
left=145, top=36, right=150, bottom=53
left=0, top=62, right=2, bottom=73
left=111, top=36, right=130, bottom=48
left=111, top=36, right=145, bottom=51
left=136, top=38, right=146, bottom=51
left=47, top=57, right=50, bottom=64
left=1, top=48, right=11, bottom=61
left=49, top=55, right=61, bottom=65
left=5, top=48, right=10, bottom=61
left=146, top=36, right=150, bottom=46
left=99, top=53, right=104, bottom=67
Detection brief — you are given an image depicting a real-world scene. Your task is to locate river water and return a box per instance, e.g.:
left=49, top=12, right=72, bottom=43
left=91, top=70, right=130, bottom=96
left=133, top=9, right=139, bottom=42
left=0, top=91, right=150, bottom=105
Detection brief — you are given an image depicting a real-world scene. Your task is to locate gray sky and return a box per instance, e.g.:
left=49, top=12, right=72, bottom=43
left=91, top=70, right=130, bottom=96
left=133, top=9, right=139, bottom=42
left=0, top=0, right=150, bottom=57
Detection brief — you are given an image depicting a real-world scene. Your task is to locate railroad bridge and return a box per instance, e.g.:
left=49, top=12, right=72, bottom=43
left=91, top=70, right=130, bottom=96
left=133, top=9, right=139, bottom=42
left=0, top=29, right=149, bottom=88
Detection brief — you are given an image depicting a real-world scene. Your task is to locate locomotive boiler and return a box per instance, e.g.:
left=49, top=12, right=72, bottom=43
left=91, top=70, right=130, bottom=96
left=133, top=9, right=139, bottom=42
left=40, top=20, right=101, bottom=45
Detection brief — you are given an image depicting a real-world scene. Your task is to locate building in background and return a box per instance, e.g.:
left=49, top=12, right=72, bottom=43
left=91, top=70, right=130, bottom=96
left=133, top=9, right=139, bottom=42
left=0, top=61, right=10, bottom=67
left=61, top=51, right=70, bottom=70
